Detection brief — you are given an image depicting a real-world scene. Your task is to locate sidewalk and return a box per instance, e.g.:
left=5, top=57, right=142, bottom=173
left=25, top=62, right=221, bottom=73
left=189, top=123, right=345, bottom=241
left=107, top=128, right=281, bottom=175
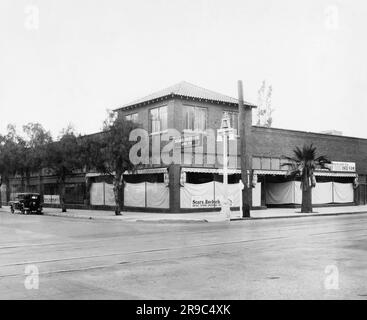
left=1, top=205, right=367, bottom=223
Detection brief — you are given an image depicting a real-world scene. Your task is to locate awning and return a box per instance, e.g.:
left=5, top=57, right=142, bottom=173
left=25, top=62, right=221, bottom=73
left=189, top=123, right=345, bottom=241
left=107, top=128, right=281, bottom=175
left=182, top=167, right=241, bottom=174
left=254, top=169, right=357, bottom=177
left=314, top=171, right=357, bottom=177
left=124, top=168, right=168, bottom=175
left=86, top=168, right=168, bottom=176
left=85, top=172, right=103, bottom=178
left=254, top=170, right=286, bottom=176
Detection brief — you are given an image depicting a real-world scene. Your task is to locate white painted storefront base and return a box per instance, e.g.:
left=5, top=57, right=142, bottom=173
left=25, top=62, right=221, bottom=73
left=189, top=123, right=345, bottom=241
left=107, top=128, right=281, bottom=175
left=180, top=182, right=262, bottom=209
left=265, top=181, right=354, bottom=205
left=90, top=182, right=169, bottom=209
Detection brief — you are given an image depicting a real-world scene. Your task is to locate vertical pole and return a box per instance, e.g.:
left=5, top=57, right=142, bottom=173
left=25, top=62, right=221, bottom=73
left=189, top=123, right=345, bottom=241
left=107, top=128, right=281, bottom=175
left=213, top=173, right=216, bottom=208
left=169, top=165, right=181, bottom=213
left=103, top=181, right=106, bottom=206
left=0, top=176, right=2, bottom=208
left=223, top=132, right=230, bottom=219
left=223, top=133, right=228, bottom=188
left=145, top=181, right=147, bottom=208
left=238, top=80, right=252, bottom=218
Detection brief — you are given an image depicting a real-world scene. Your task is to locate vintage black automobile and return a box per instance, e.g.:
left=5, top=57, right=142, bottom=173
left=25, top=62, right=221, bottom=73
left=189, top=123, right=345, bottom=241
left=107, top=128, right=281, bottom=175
left=10, top=193, right=43, bottom=214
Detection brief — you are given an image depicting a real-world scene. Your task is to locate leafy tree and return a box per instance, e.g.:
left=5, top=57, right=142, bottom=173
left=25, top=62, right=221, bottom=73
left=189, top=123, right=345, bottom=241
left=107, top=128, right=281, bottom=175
left=23, top=122, right=52, bottom=153
left=0, top=123, right=52, bottom=201
left=43, top=125, right=83, bottom=212
left=83, top=111, right=139, bottom=215
left=282, top=144, right=330, bottom=213
left=0, top=125, right=26, bottom=205
left=22, top=123, right=53, bottom=189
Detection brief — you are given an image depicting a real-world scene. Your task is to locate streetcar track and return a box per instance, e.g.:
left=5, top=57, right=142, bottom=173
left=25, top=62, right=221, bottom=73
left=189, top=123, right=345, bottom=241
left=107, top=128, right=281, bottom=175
left=2, top=227, right=365, bottom=279
left=0, top=235, right=288, bottom=268
left=1, top=217, right=366, bottom=251
left=0, top=251, right=222, bottom=279
left=310, top=228, right=367, bottom=235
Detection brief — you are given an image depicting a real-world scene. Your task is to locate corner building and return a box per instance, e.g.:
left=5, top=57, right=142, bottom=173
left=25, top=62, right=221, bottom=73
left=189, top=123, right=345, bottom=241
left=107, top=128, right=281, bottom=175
left=113, top=81, right=367, bottom=213
left=2, top=81, right=366, bottom=213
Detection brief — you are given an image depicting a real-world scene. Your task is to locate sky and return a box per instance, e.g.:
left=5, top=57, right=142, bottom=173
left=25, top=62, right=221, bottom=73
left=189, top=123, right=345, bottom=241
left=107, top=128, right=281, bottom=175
left=0, top=0, right=366, bottom=138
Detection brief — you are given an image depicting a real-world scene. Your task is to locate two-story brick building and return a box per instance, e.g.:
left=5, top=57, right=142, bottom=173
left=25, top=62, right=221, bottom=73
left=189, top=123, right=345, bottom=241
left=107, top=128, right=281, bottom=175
left=2, top=81, right=366, bottom=213
left=112, top=81, right=366, bottom=212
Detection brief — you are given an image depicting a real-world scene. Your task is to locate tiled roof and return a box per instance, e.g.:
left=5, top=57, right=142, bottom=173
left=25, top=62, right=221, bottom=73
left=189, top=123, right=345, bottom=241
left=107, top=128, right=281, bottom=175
left=116, top=81, right=256, bottom=110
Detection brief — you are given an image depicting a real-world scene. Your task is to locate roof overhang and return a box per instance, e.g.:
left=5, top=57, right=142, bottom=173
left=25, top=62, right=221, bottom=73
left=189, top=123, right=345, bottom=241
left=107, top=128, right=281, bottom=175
left=254, top=169, right=357, bottom=177
left=124, top=168, right=168, bottom=175
left=86, top=168, right=169, bottom=176
left=182, top=167, right=240, bottom=174
left=114, top=94, right=256, bottom=112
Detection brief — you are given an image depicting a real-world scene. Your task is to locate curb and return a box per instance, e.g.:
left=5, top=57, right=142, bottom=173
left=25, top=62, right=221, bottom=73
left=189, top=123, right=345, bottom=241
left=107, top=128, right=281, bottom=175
left=4, top=208, right=367, bottom=223
left=135, top=219, right=209, bottom=224
left=41, top=212, right=119, bottom=221
left=42, top=212, right=211, bottom=223
left=231, top=211, right=367, bottom=221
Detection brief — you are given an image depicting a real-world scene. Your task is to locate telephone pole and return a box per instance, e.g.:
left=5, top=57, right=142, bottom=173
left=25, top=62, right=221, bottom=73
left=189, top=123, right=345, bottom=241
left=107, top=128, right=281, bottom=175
left=0, top=175, right=2, bottom=208
left=238, top=80, right=254, bottom=218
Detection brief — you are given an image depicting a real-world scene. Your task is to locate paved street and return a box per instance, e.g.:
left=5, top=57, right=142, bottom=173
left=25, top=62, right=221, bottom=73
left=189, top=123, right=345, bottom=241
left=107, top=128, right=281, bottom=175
left=0, top=210, right=367, bottom=299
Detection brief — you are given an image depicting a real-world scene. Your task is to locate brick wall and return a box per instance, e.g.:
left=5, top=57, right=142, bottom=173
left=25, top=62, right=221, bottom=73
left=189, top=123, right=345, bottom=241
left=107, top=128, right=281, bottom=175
left=117, top=99, right=175, bottom=131
left=252, top=126, right=367, bottom=174
left=116, top=98, right=367, bottom=174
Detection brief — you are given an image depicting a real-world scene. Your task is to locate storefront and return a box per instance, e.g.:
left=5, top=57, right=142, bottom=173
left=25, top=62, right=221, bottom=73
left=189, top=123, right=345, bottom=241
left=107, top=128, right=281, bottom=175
left=256, top=170, right=357, bottom=207
left=87, top=160, right=359, bottom=212
left=178, top=167, right=261, bottom=211
left=3, top=83, right=366, bottom=212
left=87, top=168, right=171, bottom=212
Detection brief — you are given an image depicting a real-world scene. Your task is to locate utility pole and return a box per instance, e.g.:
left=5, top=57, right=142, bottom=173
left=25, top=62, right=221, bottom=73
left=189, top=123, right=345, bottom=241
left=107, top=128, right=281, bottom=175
left=238, top=80, right=254, bottom=218
left=0, top=175, right=2, bottom=208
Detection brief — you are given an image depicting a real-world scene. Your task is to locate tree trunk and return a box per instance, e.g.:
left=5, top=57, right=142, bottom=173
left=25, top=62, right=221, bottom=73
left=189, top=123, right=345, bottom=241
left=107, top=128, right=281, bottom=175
left=0, top=181, right=2, bottom=208
left=113, top=173, right=124, bottom=215
left=38, top=171, right=44, bottom=202
left=84, top=177, right=91, bottom=206
left=26, top=172, right=31, bottom=192
left=59, top=181, right=67, bottom=212
left=21, top=174, right=25, bottom=193
left=5, top=177, right=10, bottom=205
left=301, top=175, right=312, bottom=213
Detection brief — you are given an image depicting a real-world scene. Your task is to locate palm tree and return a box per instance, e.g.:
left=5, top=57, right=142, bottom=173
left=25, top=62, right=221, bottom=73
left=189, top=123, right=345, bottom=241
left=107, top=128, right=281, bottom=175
left=282, top=144, right=331, bottom=213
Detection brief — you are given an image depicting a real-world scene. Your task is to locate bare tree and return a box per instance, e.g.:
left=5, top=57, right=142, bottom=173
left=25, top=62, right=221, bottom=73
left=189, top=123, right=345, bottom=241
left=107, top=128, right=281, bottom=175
left=256, top=80, right=274, bottom=127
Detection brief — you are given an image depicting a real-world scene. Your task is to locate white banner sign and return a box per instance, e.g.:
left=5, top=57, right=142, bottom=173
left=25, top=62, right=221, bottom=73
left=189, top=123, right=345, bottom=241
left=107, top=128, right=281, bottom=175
left=174, top=134, right=202, bottom=148
left=43, top=195, right=60, bottom=204
left=191, top=196, right=220, bottom=208
left=328, top=161, right=356, bottom=172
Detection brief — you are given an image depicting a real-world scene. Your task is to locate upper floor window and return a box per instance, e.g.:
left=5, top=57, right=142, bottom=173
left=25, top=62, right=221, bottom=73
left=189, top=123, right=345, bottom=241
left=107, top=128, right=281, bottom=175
left=149, top=106, right=167, bottom=133
left=184, top=106, right=207, bottom=132
left=125, top=113, right=138, bottom=123
left=222, top=111, right=238, bottom=130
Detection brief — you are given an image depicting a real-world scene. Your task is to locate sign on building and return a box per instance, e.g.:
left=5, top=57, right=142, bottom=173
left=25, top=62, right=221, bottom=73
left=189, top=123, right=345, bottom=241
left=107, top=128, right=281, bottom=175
left=174, top=133, right=202, bottom=148
left=191, top=196, right=220, bottom=208
left=327, top=161, right=356, bottom=172
left=43, top=195, right=60, bottom=204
